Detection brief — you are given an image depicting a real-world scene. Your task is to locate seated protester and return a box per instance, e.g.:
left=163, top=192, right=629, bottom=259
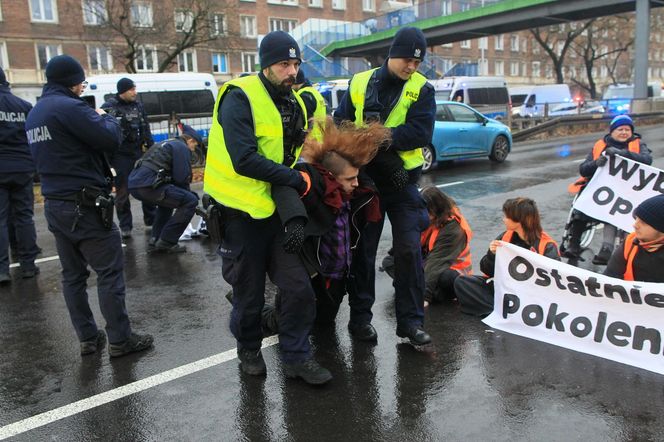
left=604, top=194, right=664, bottom=283
left=382, top=186, right=472, bottom=307
left=566, top=115, right=652, bottom=265
left=454, top=197, right=560, bottom=317
left=128, top=125, right=202, bottom=253
left=262, top=118, right=391, bottom=334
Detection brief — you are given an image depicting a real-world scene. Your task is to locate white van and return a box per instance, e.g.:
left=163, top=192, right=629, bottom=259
left=510, top=84, right=572, bottom=117
left=431, top=76, right=510, bottom=119
left=82, top=73, right=218, bottom=144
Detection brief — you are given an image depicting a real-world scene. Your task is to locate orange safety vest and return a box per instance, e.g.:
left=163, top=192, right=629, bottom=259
left=567, top=138, right=641, bottom=194
left=421, top=208, right=473, bottom=274
left=501, top=230, right=557, bottom=256
left=622, top=232, right=639, bottom=281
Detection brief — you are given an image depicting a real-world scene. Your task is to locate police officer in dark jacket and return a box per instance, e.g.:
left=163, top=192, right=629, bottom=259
left=334, top=27, right=436, bottom=346
left=203, top=31, right=332, bottom=385
left=26, top=55, right=153, bottom=357
left=0, top=67, right=40, bottom=283
left=128, top=125, right=201, bottom=253
left=102, top=78, right=155, bottom=239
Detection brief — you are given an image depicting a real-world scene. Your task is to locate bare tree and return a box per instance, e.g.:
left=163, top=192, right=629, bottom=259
left=78, top=0, right=236, bottom=73
left=530, top=20, right=594, bottom=84
left=569, top=16, right=634, bottom=98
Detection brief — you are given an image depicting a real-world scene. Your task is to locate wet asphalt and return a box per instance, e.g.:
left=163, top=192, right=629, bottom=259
left=1, top=126, right=664, bottom=441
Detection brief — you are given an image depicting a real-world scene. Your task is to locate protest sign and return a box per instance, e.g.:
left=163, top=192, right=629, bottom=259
left=573, top=156, right=664, bottom=232
left=484, top=243, right=664, bottom=375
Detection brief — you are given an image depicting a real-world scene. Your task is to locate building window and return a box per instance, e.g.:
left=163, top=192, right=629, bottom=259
left=531, top=61, right=540, bottom=77
left=494, top=35, right=503, bottom=51
left=441, top=42, right=453, bottom=48
left=308, top=0, right=322, bottom=6
left=210, top=13, right=226, bottom=36
left=510, top=34, right=519, bottom=51
left=0, top=42, right=8, bottom=68
left=135, top=45, right=157, bottom=72
left=267, top=0, right=298, bottom=4
left=441, top=0, right=451, bottom=15
left=269, top=18, right=298, bottom=33
left=332, top=0, right=345, bottom=10
left=30, top=0, right=58, bottom=23
left=88, top=45, right=113, bottom=71
left=242, top=52, right=258, bottom=72
left=544, top=64, right=552, bottom=78
left=178, top=50, right=197, bottom=72
left=211, top=52, right=228, bottom=73
left=556, top=41, right=565, bottom=55
left=460, top=40, right=471, bottom=49
left=601, top=65, right=608, bottom=78
left=362, top=0, right=375, bottom=11
left=478, top=37, right=487, bottom=50
left=521, top=61, right=527, bottom=77
left=131, top=1, right=153, bottom=28
left=240, top=15, right=257, bottom=38
left=82, top=0, right=106, bottom=25
left=510, top=61, right=519, bottom=76
left=36, top=44, right=61, bottom=69
left=175, top=9, right=194, bottom=33
left=494, top=60, right=504, bottom=76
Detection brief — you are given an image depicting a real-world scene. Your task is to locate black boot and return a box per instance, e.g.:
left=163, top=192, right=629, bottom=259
left=396, top=325, right=432, bottom=346
left=592, top=245, right=613, bottom=265
left=237, top=348, right=267, bottom=376
left=283, top=358, right=332, bottom=385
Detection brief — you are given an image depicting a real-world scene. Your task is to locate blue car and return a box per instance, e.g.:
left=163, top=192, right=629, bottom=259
left=422, top=101, right=512, bottom=172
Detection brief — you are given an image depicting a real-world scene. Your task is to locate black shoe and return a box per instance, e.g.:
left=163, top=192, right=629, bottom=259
left=20, top=266, right=40, bottom=279
left=0, top=273, right=10, bottom=284
left=592, top=245, right=613, bottom=265
left=562, top=242, right=582, bottom=259
left=109, top=332, right=154, bottom=358
left=237, top=348, right=267, bottom=376
left=80, top=330, right=107, bottom=356
left=150, top=239, right=186, bottom=253
left=283, top=358, right=332, bottom=385
left=396, top=325, right=432, bottom=346
left=121, top=230, right=132, bottom=239
left=348, top=322, right=378, bottom=342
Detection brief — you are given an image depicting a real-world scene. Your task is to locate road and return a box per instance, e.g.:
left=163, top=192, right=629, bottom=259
left=1, top=126, right=663, bottom=441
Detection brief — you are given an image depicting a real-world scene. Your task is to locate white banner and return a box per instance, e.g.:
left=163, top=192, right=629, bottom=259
left=483, top=243, right=664, bottom=375
left=572, top=155, right=664, bottom=233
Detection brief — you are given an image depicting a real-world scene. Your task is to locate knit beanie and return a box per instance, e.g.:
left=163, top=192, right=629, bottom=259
left=45, top=55, right=85, bottom=87
left=259, top=31, right=301, bottom=69
left=609, top=114, right=634, bottom=133
left=634, top=194, right=664, bottom=233
left=117, top=77, right=136, bottom=94
left=389, top=27, right=427, bottom=60
left=0, top=67, right=7, bottom=86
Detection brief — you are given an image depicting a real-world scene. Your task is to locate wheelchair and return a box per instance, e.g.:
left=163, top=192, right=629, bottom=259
left=559, top=196, right=600, bottom=266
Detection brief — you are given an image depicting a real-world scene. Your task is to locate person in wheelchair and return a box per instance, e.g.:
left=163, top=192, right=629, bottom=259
left=564, top=115, right=652, bottom=265
left=604, top=194, right=664, bottom=283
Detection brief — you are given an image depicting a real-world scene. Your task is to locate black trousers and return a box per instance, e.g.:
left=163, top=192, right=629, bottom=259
left=44, top=199, right=132, bottom=344
left=112, top=154, right=155, bottom=230
left=0, top=172, right=39, bottom=274
left=220, top=213, right=315, bottom=363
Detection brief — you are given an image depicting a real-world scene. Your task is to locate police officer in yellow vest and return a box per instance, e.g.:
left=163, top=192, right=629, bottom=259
left=334, top=27, right=436, bottom=347
left=293, top=70, right=327, bottom=141
left=203, top=31, right=332, bottom=385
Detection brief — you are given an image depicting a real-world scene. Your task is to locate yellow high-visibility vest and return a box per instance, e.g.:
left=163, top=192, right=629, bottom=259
left=298, top=85, right=327, bottom=142
left=204, top=75, right=307, bottom=219
left=349, top=68, right=427, bottom=170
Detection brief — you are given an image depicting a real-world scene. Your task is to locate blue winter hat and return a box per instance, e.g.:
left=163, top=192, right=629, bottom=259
left=609, top=115, right=634, bottom=133
left=389, top=27, right=427, bottom=60
left=45, top=55, right=85, bottom=87
left=117, top=77, right=136, bottom=94
left=634, top=194, right=664, bottom=233
left=259, top=31, right=301, bottom=69
left=181, top=125, right=203, bottom=146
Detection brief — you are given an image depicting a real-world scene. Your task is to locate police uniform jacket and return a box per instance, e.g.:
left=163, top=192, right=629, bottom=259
left=128, top=138, right=192, bottom=190
left=26, top=83, right=122, bottom=198
left=101, top=95, right=153, bottom=158
left=579, top=133, right=652, bottom=178
left=0, top=84, right=34, bottom=173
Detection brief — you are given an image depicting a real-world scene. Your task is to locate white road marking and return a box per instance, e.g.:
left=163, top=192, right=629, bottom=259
left=9, top=244, right=127, bottom=269
left=573, top=159, right=584, bottom=163
left=436, top=181, right=464, bottom=188
left=0, top=335, right=279, bottom=440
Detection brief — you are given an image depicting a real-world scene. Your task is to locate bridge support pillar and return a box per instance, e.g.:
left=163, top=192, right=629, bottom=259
left=634, top=0, right=650, bottom=99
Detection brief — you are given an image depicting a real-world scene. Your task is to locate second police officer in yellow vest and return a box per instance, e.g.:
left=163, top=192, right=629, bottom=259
left=335, top=27, right=437, bottom=346
left=293, top=69, right=327, bottom=142
left=204, top=31, right=332, bottom=385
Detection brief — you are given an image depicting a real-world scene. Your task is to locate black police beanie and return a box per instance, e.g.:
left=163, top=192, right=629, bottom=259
left=389, top=27, right=427, bottom=60
left=0, top=66, right=7, bottom=86
left=117, top=77, right=136, bottom=94
left=181, top=124, right=203, bottom=146
left=259, top=31, right=301, bottom=69
left=634, top=194, right=664, bottom=233
left=295, top=69, right=306, bottom=84
left=45, top=55, right=85, bottom=87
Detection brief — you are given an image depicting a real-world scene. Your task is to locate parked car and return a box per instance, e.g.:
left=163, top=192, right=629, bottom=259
left=422, top=101, right=512, bottom=173
left=430, top=76, right=510, bottom=120
left=510, top=84, right=572, bottom=117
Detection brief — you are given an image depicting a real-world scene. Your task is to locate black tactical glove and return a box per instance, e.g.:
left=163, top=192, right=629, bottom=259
left=390, top=167, right=410, bottom=191
left=603, top=147, right=622, bottom=157
left=283, top=217, right=306, bottom=254
left=595, top=155, right=608, bottom=168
